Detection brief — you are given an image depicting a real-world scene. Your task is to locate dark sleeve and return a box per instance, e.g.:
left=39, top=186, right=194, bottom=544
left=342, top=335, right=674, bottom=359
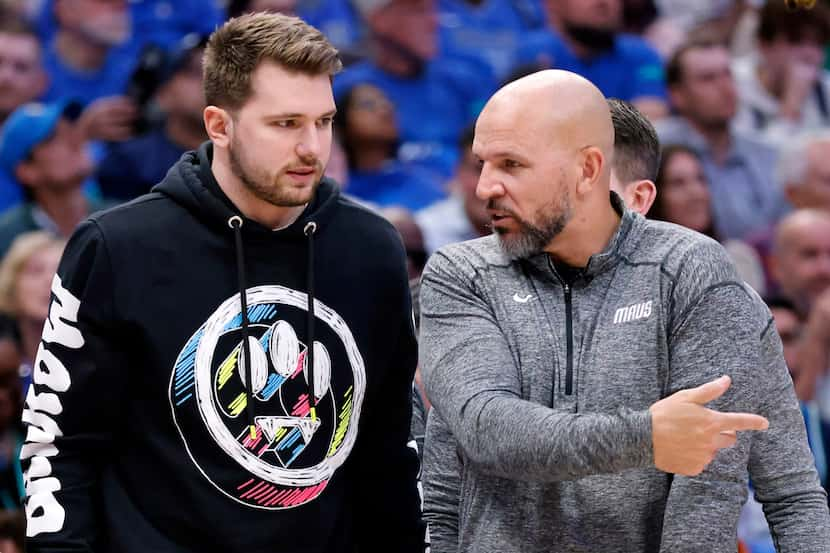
left=352, top=237, right=426, bottom=552
left=21, top=221, right=129, bottom=552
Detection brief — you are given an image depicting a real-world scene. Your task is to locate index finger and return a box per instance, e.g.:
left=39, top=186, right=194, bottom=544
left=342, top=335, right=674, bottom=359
left=713, top=411, right=769, bottom=432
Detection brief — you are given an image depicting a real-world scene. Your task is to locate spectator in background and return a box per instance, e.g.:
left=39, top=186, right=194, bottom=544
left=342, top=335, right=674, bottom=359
left=733, top=0, right=830, bottom=146
left=437, top=0, right=545, bottom=80
left=770, top=209, right=830, bottom=402
left=0, top=232, right=65, bottom=396
left=514, top=0, right=668, bottom=119
left=96, top=35, right=207, bottom=201
left=650, top=143, right=767, bottom=293
left=416, top=126, right=489, bottom=254
left=227, top=0, right=364, bottom=57
left=0, top=101, right=108, bottom=258
left=334, top=0, right=497, bottom=178
left=735, top=131, right=830, bottom=295
left=657, top=38, right=788, bottom=241
left=0, top=17, right=47, bottom=126
left=649, top=144, right=715, bottom=237
left=335, top=83, right=444, bottom=210
left=42, top=0, right=136, bottom=104
left=0, top=314, right=22, bottom=511
left=0, top=15, right=49, bottom=213
left=0, top=509, right=24, bottom=553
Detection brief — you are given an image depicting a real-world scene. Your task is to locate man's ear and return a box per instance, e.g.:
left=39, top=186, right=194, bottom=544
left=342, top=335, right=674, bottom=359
left=627, top=179, right=657, bottom=216
left=204, top=106, right=232, bottom=148
left=576, top=146, right=605, bottom=196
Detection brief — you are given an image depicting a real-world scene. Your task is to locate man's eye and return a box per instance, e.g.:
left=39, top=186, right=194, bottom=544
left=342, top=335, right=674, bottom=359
left=276, top=120, right=296, bottom=128
left=504, top=159, right=520, bottom=169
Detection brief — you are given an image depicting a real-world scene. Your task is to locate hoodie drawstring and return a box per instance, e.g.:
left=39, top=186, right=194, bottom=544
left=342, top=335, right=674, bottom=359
left=304, top=221, right=317, bottom=422
left=228, top=215, right=257, bottom=440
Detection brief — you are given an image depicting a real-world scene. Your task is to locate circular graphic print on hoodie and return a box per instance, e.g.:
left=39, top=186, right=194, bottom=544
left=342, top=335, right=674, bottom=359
left=169, top=285, right=366, bottom=509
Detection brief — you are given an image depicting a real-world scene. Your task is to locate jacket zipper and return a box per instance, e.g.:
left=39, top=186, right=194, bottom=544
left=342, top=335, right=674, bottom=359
left=564, top=283, right=573, bottom=396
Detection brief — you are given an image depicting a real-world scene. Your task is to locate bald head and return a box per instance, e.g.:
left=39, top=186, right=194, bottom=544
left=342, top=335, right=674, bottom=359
left=480, top=70, right=614, bottom=166
left=772, top=209, right=830, bottom=313
left=473, top=70, right=621, bottom=264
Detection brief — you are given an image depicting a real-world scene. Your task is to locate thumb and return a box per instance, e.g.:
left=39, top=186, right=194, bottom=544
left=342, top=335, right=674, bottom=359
left=681, top=375, right=731, bottom=405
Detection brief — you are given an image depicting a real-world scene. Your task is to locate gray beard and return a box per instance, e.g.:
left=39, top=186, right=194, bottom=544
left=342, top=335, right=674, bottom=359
left=495, top=193, right=572, bottom=260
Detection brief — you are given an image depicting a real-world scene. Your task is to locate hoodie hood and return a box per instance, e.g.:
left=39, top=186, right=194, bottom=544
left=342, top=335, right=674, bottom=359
left=153, top=141, right=342, bottom=241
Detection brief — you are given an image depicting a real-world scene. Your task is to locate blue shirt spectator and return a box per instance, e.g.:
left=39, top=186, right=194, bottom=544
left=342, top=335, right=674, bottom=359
left=335, top=59, right=494, bottom=177
left=515, top=29, right=666, bottom=103
left=347, top=163, right=445, bottom=211
left=438, top=0, right=545, bottom=79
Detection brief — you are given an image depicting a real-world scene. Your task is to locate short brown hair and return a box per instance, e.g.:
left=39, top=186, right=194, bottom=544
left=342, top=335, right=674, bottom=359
left=758, top=0, right=830, bottom=45
left=203, top=12, right=342, bottom=110
left=665, top=37, right=726, bottom=87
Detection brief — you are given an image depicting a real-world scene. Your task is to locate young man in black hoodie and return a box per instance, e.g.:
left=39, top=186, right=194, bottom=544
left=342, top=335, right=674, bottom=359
left=20, top=12, right=426, bottom=553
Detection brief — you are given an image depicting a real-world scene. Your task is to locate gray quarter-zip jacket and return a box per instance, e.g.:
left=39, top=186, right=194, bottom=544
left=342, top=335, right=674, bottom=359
left=419, top=197, right=829, bottom=552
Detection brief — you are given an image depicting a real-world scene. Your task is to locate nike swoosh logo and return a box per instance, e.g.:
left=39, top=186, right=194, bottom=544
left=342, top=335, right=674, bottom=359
left=513, top=293, right=533, bottom=303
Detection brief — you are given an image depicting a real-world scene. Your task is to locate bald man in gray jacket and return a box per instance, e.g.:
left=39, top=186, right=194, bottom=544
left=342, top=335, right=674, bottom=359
left=420, top=75, right=829, bottom=552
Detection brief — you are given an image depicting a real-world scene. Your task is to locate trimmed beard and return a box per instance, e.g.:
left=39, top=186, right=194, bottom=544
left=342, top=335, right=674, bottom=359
left=492, top=189, right=573, bottom=260
left=228, top=135, right=322, bottom=208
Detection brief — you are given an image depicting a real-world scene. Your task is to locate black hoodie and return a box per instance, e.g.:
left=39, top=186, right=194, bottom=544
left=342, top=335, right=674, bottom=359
left=21, top=143, right=426, bottom=552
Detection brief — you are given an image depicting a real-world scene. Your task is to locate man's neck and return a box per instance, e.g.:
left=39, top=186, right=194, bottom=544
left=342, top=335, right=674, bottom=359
left=211, top=150, right=305, bottom=229
left=34, top=187, right=90, bottom=237
left=55, top=30, right=109, bottom=72
left=544, top=198, right=621, bottom=267
left=166, top=114, right=208, bottom=152
left=687, top=118, right=732, bottom=165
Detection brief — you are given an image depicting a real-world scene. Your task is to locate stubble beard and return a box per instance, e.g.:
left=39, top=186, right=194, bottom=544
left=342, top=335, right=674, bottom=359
left=228, top=137, right=322, bottom=208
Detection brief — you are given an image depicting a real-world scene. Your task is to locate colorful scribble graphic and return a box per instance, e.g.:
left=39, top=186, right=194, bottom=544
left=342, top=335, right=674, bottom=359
left=169, top=286, right=365, bottom=510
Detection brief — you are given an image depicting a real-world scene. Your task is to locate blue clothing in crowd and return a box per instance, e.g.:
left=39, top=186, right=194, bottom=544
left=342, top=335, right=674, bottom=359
left=515, top=30, right=666, bottom=102
left=40, top=39, right=140, bottom=105
left=299, top=0, right=362, bottom=52
left=346, top=162, right=446, bottom=211
left=96, top=129, right=186, bottom=201
left=334, top=60, right=496, bottom=177
left=438, top=0, right=545, bottom=79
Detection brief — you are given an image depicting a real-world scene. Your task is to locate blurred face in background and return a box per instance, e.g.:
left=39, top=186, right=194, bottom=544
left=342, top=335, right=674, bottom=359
left=787, top=139, right=830, bottom=210
left=15, top=243, right=63, bottom=323
left=773, top=215, right=830, bottom=311
left=553, top=0, right=622, bottom=32
left=0, top=32, right=46, bottom=120
left=17, top=118, right=94, bottom=193
left=345, top=84, right=397, bottom=144
left=56, top=0, right=131, bottom=47
left=157, top=48, right=206, bottom=128
left=656, top=150, right=712, bottom=233
left=762, top=29, right=826, bottom=88
left=670, top=46, right=737, bottom=128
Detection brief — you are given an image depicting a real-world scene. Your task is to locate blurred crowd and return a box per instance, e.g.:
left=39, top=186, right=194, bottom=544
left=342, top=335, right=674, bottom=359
left=0, top=0, right=827, bottom=551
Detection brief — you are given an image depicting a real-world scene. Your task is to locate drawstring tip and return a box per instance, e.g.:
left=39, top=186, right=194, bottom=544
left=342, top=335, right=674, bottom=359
left=309, top=406, right=317, bottom=422
left=249, top=425, right=257, bottom=439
